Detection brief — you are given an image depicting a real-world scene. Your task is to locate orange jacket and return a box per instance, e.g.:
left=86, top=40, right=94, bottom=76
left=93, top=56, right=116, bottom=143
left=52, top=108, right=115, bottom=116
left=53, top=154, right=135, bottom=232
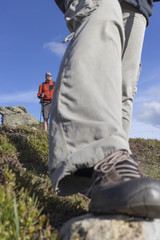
left=37, top=80, right=55, bottom=103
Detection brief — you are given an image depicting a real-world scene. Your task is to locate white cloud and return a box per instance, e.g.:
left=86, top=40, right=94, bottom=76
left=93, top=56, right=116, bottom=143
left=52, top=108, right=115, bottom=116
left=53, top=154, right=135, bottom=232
left=135, top=85, right=160, bottom=104
left=130, top=119, right=160, bottom=140
left=0, top=90, right=38, bottom=104
left=133, top=82, right=160, bottom=128
left=148, top=87, right=160, bottom=101
left=136, top=101, right=160, bottom=126
left=43, top=41, right=66, bottom=58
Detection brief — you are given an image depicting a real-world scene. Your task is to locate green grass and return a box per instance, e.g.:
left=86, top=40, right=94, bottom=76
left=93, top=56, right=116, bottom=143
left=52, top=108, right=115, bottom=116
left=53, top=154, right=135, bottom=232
left=0, top=125, right=89, bottom=239
left=0, top=125, right=160, bottom=239
left=0, top=168, right=54, bottom=239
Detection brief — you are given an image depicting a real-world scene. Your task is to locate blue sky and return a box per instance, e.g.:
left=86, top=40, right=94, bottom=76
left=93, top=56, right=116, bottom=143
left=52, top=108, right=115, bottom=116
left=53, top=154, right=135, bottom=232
left=0, top=0, right=160, bottom=139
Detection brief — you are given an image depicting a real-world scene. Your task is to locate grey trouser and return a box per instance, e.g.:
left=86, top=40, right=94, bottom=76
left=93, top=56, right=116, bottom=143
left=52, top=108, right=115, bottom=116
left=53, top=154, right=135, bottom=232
left=49, top=0, right=146, bottom=193
left=43, top=102, right=51, bottom=119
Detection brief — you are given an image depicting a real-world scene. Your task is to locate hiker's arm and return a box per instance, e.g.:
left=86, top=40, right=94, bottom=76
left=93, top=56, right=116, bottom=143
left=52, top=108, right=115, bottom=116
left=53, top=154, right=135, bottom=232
left=37, top=84, right=43, bottom=98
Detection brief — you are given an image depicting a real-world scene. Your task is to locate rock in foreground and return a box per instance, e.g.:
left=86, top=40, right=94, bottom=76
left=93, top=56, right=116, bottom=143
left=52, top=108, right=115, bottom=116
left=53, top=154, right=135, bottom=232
left=60, top=213, right=160, bottom=240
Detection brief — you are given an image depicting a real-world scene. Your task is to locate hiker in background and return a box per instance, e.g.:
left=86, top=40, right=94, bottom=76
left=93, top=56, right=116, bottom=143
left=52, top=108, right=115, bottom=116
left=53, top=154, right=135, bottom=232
left=37, top=72, right=55, bottom=131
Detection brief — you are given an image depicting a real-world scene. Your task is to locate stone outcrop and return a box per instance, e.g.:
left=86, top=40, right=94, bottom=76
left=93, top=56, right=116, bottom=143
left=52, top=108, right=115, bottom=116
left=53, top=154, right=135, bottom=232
left=60, top=213, right=160, bottom=240
left=0, top=105, right=39, bottom=127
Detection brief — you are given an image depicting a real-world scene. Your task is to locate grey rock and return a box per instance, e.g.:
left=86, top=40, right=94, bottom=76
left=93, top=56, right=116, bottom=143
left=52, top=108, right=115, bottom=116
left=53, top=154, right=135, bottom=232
left=60, top=213, right=160, bottom=240
left=0, top=105, right=39, bottom=127
left=31, top=127, right=38, bottom=131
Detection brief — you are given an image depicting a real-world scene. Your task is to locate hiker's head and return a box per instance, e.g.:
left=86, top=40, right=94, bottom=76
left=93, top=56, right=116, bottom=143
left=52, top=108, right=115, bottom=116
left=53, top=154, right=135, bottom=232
left=45, top=72, right=52, bottom=80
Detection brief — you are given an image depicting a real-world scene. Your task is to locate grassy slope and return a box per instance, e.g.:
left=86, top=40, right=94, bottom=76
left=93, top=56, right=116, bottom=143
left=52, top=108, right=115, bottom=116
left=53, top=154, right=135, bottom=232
left=0, top=125, right=160, bottom=238
left=129, top=138, right=160, bottom=181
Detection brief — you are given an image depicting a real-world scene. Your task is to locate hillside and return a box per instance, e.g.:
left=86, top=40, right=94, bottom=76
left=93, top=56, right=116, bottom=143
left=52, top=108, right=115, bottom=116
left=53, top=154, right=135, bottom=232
left=0, top=125, right=160, bottom=239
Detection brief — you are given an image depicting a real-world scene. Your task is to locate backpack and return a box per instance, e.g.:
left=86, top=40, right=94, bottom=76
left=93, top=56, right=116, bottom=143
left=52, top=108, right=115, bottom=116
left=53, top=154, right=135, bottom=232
left=55, top=0, right=65, bottom=13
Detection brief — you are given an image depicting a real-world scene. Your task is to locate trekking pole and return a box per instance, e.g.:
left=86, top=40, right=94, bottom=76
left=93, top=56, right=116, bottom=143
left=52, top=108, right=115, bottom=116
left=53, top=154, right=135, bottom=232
left=39, top=97, right=43, bottom=130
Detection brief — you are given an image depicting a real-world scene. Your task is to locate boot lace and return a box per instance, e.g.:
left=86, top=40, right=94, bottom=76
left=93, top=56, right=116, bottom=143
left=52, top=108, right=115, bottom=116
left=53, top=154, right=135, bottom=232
left=86, top=149, right=142, bottom=197
left=95, top=149, right=142, bottom=181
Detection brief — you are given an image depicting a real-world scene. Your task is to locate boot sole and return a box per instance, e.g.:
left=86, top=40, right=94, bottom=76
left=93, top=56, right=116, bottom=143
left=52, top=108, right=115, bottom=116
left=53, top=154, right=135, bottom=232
left=89, top=178, right=160, bottom=218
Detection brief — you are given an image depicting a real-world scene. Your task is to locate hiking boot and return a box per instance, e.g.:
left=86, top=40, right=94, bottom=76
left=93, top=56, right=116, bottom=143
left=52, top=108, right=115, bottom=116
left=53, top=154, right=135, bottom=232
left=89, top=149, right=160, bottom=218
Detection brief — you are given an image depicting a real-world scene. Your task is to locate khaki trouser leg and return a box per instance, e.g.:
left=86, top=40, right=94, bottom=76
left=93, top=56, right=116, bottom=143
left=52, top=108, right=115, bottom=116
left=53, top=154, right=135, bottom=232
left=121, top=2, right=146, bottom=139
left=49, top=0, right=145, bottom=191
